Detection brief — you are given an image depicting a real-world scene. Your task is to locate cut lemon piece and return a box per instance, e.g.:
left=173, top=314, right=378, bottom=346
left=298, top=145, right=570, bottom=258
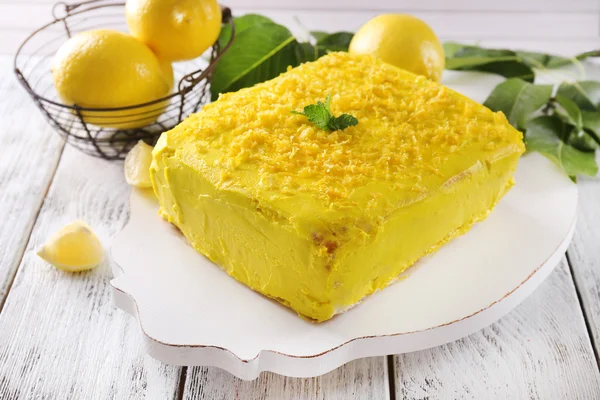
left=125, top=140, right=154, bottom=188
left=37, top=220, right=104, bottom=272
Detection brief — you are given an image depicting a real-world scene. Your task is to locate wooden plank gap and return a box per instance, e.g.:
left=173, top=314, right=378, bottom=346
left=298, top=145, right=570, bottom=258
left=176, top=367, right=188, bottom=400
left=566, top=251, right=600, bottom=369
left=386, top=355, right=397, bottom=400
left=0, top=140, right=66, bottom=314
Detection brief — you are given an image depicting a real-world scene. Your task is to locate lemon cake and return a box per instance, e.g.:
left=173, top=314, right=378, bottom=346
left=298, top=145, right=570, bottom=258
left=150, top=52, right=525, bottom=322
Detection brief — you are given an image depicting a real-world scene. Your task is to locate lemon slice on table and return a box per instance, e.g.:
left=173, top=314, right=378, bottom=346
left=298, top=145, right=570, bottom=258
left=37, top=220, right=104, bottom=272
left=124, top=140, right=154, bottom=188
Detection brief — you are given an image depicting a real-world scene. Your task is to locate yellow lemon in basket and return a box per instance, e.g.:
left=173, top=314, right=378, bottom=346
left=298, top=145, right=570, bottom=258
left=161, top=60, right=175, bottom=91
left=37, top=220, right=104, bottom=272
left=51, top=29, right=173, bottom=129
left=125, top=0, right=222, bottom=62
left=349, top=14, right=445, bottom=82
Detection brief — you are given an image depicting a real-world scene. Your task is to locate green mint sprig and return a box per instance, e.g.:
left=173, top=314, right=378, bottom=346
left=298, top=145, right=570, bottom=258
left=291, top=93, right=358, bottom=132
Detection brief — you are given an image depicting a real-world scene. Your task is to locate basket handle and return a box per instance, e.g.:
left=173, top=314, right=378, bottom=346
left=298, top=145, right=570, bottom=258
left=52, top=0, right=122, bottom=22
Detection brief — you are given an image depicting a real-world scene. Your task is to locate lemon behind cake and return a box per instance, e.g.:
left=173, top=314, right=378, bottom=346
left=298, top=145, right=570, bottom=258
left=150, top=52, right=525, bottom=322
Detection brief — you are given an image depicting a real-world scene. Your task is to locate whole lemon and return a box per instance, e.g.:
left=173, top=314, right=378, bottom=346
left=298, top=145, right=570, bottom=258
left=125, top=0, right=222, bottom=62
left=52, top=29, right=173, bottom=129
left=160, top=60, right=175, bottom=92
left=349, top=14, right=445, bottom=82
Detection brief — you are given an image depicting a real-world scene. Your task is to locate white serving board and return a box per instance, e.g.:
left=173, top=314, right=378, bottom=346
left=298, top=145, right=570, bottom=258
left=111, top=71, right=578, bottom=380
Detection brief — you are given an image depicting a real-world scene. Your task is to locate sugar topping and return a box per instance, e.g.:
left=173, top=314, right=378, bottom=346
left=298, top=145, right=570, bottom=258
left=170, top=52, right=523, bottom=206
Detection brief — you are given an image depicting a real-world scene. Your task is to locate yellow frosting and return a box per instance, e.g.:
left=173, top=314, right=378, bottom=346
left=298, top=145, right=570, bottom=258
left=151, top=52, right=525, bottom=322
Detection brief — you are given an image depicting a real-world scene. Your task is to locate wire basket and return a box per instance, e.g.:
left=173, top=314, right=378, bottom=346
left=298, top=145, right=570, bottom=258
left=14, top=0, right=234, bottom=160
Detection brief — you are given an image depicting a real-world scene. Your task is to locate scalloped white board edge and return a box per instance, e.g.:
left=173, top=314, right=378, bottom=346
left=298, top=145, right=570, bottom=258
left=111, top=152, right=576, bottom=380
left=111, top=71, right=578, bottom=380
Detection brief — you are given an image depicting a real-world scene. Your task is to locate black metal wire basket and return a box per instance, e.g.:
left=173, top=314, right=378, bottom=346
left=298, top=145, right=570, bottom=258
left=14, top=0, right=234, bottom=160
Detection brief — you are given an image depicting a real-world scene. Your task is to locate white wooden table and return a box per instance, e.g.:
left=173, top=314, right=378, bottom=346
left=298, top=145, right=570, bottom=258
left=1, top=1, right=600, bottom=399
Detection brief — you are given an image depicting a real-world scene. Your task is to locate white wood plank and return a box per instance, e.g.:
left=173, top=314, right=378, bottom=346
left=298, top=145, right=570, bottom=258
left=227, top=0, right=600, bottom=12
left=0, top=3, right=128, bottom=30
left=568, top=178, right=600, bottom=359
left=2, top=3, right=599, bottom=55
left=0, top=58, right=64, bottom=302
left=183, top=357, right=390, bottom=399
left=393, top=259, right=600, bottom=399
left=2, top=5, right=599, bottom=39
left=6, top=30, right=600, bottom=60
left=565, top=64, right=600, bottom=359
left=235, top=10, right=600, bottom=41
left=4, top=32, right=600, bottom=59
left=0, top=147, right=182, bottom=399
left=0, top=5, right=54, bottom=30
left=6, top=0, right=600, bottom=12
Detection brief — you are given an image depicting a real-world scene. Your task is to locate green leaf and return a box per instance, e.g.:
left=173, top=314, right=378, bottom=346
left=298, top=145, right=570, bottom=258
left=310, top=31, right=328, bottom=41
left=298, top=103, right=332, bottom=131
left=443, top=43, right=595, bottom=81
left=568, top=129, right=599, bottom=152
left=581, top=110, right=600, bottom=147
left=289, top=32, right=355, bottom=65
left=469, top=61, right=534, bottom=82
left=443, top=42, right=468, bottom=58
left=583, top=111, right=600, bottom=135
left=329, top=113, right=358, bottom=131
left=574, top=50, right=600, bottom=61
left=445, top=55, right=519, bottom=70
left=444, top=44, right=534, bottom=82
left=554, top=94, right=583, bottom=130
left=446, top=58, right=534, bottom=82
left=453, top=46, right=515, bottom=59
left=556, top=81, right=600, bottom=111
left=213, top=19, right=355, bottom=99
left=324, top=92, right=331, bottom=110
left=292, top=94, right=332, bottom=130
left=218, top=14, right=275, bottom=47
left=552, top=96, right=597, bottom=151
left=210, top=21, right=297, bottom=100
left=315, top=32, right=354, bottom=56
left=294, top=41, right=318, bottom=63
left=514, top=51, right=571, bottom=68
left=292, top=93, right=358, bottom=132
left=525, top=116, right=598, bottom=178
left=484, top=78, right=553, bottom=130
left=443, top=42, right=513, bottom=59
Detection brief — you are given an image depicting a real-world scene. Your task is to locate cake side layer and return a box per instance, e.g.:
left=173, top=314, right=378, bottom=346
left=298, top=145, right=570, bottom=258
left=151, top=142, right=334, bottom=320
left=151, top=139, right=521, bottom=321
left=326, top=151, right=521, bottom=316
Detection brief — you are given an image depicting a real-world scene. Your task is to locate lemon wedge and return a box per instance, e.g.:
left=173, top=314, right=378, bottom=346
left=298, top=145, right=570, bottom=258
left=37, top=220, right=104, bottom=272
left=125, top=140, right=154, bottom=188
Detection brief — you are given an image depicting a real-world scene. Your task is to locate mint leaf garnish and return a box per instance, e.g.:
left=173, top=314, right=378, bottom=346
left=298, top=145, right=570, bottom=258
left=291, top=93, right=358, bottom=132
left=329, top=113, right=359, bottom=131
